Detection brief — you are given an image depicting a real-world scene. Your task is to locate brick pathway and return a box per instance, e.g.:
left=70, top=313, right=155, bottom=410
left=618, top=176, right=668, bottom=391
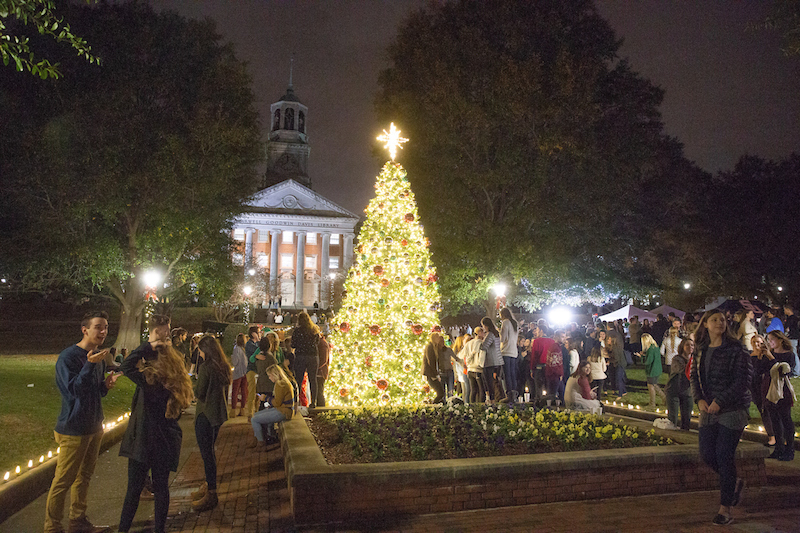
left=160, top=415, right=800, bottom=533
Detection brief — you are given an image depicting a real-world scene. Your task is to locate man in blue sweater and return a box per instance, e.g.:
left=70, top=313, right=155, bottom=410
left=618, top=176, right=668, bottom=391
left=44, top=311, right=118, bottom=533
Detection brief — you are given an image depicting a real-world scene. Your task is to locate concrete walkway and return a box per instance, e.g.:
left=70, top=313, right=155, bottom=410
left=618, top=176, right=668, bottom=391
left=3, top=408, right=800, bottom=533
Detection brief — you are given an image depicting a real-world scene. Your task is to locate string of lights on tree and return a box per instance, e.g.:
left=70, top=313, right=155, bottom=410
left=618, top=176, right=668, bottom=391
left=326, top=124, right=442, bottom=407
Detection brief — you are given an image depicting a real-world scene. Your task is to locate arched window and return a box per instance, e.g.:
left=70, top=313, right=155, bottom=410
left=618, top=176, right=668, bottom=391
left=298, top=111, right=305, bottom=134
left=284, top=108, right=295, bottom=130
left=272, top=109, right=280, bottom=131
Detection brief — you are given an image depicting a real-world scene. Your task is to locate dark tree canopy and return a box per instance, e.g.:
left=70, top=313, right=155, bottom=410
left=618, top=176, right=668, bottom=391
left=0, top=1, right=262, bottom=348
left=376, top=0, right=705, bottom=312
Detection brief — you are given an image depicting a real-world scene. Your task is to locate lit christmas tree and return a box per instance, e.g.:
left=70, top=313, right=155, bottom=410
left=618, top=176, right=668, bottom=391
left=327, top=124, right=441, bottom=407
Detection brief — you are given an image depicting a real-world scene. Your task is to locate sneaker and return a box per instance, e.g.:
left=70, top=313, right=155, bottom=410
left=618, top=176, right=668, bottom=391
left=731, top=477, right=745, bottom=507
left=190, top=481, right=208, bottom=501
left=712, top=514, right=733, bottom=525
left=68, top=517, right=109, bottom=533
left=192, top=489, right=218, bottom=512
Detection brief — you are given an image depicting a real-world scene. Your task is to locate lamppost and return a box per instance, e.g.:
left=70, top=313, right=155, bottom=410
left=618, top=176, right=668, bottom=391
left=492, top=282, right=507, bottom=315
left=142, top=269, right=162, bottom=340
left=243, top=285, right=253, bottom=324
left=328, top=272, right=337, bottom=311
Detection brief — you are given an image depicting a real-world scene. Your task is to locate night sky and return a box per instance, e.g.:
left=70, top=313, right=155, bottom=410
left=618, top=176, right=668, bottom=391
left=149, top=0, right=800, bottom=214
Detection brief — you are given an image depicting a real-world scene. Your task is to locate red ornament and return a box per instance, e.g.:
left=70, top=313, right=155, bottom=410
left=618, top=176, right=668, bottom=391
left=423, top=385, right=431, bottom=393
left=373, top=265, right=384, bottom=276
left=404, top=213, right=415, bottom=222
left=432, top=325, right=442, bottom=333
left=339, top=388, right=348, bottom=397
left=401, top=239, right=408, bottom=246
left=412, top=324, right=424, bottom=335
left=378, top=202, right=384, bottom=209
left=380, top=278, right=390, bottom=287
left=339, top=322, right=351, bottom=333
left=365, top=356, right=372, bottom=367
left=369, top=324, right=382, bottom=335
left=376, top=379, right=389, bottom=390
left=427, top=273, right=438, bottom=282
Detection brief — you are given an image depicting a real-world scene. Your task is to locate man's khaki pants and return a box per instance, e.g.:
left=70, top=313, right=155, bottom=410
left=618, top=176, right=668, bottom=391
left=245, top=370, right=258, bottom=417
left=43, top=430, right=103, bottom=533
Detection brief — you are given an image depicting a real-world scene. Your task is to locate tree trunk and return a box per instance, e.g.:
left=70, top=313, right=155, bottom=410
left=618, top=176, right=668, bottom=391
left=115, top=292, right=144, bottom=352
left=483, top=297, right=495, bottom=320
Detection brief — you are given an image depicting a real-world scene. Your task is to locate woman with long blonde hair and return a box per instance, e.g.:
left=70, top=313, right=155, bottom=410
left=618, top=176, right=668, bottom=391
left=640, top=333, right=666, bottom=408
left=191, top=335, right=231, bottom=512
left=250, top=364, right=296, bottom=448
left=118, top=315, right=193, bottom=533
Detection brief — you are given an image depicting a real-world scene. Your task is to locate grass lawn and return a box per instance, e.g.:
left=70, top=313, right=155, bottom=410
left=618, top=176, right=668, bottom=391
left=0, top=354, right=135, bottom=476
left=618, top=366, right=800, bottom=427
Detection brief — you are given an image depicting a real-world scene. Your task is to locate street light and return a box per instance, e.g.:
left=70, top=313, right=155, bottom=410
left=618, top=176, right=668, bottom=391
left=248, top=268, right=256, bottom=276
left=778, top=286, right=783, bottom=292
left=243, top=285, right=253, bottom=296
left=492, top=283, right=507, bottom=297
left=683, top=282, right=691, bottom=290
left=143, top=270, right=162, bottom=289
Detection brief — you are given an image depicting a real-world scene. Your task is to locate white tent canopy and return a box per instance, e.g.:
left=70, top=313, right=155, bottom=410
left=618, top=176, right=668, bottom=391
left=598, top=304, right=658, bottom=323
left=649, top=305, right=686, bottom=319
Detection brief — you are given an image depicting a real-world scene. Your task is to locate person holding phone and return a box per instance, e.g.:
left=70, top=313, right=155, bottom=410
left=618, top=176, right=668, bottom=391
left=44, top=311, right=118, bottom=533
left=117, top=314, right=193, bottom=533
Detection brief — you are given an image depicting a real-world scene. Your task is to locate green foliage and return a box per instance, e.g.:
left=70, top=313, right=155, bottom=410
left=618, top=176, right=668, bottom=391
left=752, top=0, right=800, bottom=57
left=0, top=2, right=262, bottom=345
left=376, top=0, right=708, bottom=312
left=0, top=0, right=97, bottom=78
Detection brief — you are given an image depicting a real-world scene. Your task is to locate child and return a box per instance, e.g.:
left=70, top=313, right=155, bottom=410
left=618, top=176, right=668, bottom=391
left=588, top=346, right=607, bottom=401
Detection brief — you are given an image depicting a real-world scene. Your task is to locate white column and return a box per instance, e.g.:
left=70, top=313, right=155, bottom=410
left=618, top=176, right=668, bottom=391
left=294, top=230, right=306, bottom=307
left=343, top=233, right=355, bottom=272
left=269, top=229, right=281, bottom=298
left=244, top=228, right=256, bottom=273
left=320, top=232, right=331, bottom=307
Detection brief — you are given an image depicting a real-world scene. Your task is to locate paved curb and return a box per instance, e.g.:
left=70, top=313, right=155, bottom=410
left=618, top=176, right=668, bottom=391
left=0, top=420, right=129, bottom=525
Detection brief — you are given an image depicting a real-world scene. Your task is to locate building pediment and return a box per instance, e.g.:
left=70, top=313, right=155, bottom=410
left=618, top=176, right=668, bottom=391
left=246, top=179, right=359, bottom=219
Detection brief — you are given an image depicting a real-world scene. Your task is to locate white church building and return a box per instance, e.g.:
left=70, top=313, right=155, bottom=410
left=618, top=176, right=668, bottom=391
left=231, top=84, right=359, bottom=309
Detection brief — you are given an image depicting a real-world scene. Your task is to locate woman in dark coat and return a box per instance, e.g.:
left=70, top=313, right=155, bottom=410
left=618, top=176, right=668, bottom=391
left=691, top=309, right=752, bottom=526
left=291, top=311, right=321, bottom=408
left=118, top=315, right=193, bottom=533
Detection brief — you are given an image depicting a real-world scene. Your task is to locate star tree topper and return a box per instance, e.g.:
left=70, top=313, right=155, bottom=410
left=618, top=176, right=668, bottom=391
left=377, top=122, right=409, bottom=161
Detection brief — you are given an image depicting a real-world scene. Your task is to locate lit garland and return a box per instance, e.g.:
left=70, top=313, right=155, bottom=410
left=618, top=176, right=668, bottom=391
left=2, top=412, right=130, bottom=483
left=327, top=131, right=440, bottom=408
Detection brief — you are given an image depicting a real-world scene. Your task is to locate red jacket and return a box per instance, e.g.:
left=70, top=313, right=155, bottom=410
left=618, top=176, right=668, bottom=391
left=530, top=337, right=557, bottom=369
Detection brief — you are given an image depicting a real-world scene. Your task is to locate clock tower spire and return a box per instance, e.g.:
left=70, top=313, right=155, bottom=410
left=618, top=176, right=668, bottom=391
left=264, top=65, right=311, bottom=189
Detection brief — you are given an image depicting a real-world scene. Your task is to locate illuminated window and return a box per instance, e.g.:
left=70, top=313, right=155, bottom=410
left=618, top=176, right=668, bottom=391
left=282, top=231, right=294, bottom=244
left=233, top=229, right=245, bottom=241
left=330, top=233, right=340, bottom=245
left=256, top=253, right=269, bottom=267
left=304, top=255, right=317, bottom=270
left=257, top=230, right=268, bottom=243
left=329, top=257, right=339, bottom=270
left=280, top=253, right=294, bottom=269
left=306, top=232, right=317, bottom=245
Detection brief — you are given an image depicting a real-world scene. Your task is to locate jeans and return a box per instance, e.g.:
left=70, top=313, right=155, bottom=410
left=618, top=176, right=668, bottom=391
left=767, top=399, right=796, bottom=457
left=482, top=365, right=501, bottom=401
left=440, top=370, right=455, bottom=397
left=44, top=430, right=103, bottom=533
left=230, top=375, right=247, bottom=411
left=426, top=376, right=445, bottom=403
left=468, top=371, right=484, bottom=403
left=502, top=356, right=518, bottom=398
left=616, top=365, right=627, bottom=396
left=294, top=356, right=319, bottom=407
left=251, top=407, right=287, bottom=441
left=118, top=458, right=170, bottom=533
left=698, top=422, right=744, bottom=507
left=194, top=413, right=220, bottom=490
left=666, top=375, right=693, bottom=429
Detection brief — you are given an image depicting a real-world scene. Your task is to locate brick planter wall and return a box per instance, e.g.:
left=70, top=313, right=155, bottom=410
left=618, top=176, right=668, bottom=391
left=280, top=414, right=768, bottom=527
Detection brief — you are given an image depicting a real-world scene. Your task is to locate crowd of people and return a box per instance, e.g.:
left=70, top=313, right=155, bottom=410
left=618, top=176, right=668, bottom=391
left=432, top=305, right=797, bottom=525
left=44, top=309, right=329, bottom=533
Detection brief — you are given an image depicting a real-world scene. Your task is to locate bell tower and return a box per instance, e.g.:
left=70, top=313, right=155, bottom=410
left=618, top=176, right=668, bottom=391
left=264, top=63, right=311, bottom=189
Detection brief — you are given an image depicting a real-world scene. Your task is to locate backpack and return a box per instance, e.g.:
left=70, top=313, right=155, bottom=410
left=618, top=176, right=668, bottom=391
left=545, top=343, right=563, bottom=380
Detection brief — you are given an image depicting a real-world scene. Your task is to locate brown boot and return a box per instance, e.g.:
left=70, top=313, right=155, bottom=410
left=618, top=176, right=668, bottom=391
left=191, top=481, right=207, bottom=501
left=68, top=516, right=109, bottom=533
left=192, top=489, right=218, bottom=512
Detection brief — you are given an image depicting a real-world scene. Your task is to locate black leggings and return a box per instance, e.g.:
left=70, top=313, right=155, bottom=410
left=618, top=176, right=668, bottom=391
left=767, top=399, right=796, bottom=454
left=118, top=458, right=170, bottom=533
left=195, top=413, right=220, bottom=490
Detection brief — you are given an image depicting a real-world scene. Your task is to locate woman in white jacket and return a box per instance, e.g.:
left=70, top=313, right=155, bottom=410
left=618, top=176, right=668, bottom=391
left=499, top=308, right=520, bottom=404
left=734, top=309, right=757, bottom=351
left=462, top=328, right=485, bottom=403
left=660, top=327, right=681, bottom=374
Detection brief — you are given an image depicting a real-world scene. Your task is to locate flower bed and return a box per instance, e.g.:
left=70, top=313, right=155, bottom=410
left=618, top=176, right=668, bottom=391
left=311, top=404, right=674, bottom=464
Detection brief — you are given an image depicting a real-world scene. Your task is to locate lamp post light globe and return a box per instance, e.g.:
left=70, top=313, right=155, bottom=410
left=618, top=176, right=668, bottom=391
left=243, top=285, right=253, bottom=297
left=143, top=270, right=162, bottom=290
left=492, top=283, right=507, bottom=298
left=683, top=282, right=691, bottom=290
left=248, top=268, right=256, bottom=276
